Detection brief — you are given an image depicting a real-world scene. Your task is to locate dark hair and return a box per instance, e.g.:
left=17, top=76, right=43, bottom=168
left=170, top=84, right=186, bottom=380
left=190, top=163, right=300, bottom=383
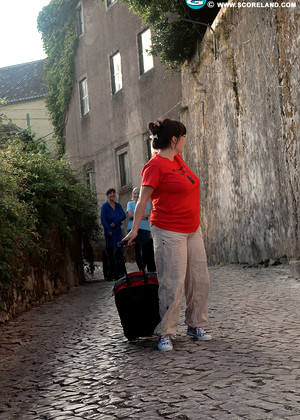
left=106, top=188, right=116, bottom=195
left=148, top=118, right=186, bottom=150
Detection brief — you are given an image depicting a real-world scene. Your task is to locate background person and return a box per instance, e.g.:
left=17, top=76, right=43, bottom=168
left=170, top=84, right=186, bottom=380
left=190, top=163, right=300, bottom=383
left=127, top=187, right=156, bottom=272
left=101, top=188, right=126, bottom=280
left=124, top=118, right=211, bottom=352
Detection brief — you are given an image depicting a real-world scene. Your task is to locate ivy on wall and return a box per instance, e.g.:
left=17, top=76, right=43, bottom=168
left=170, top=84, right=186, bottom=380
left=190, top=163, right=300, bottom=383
left=37, top=0, right=79, bottom=154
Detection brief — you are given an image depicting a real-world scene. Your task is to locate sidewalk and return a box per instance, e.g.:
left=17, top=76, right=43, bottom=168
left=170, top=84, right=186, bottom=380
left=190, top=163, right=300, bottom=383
left=0, top=263, right=299, bottom=419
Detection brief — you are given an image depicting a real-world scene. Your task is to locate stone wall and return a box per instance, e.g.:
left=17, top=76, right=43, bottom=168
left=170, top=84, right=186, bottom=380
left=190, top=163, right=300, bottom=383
left=0, top=234, right=85, bottom=323
left=182, top=5, right=299, bottom=264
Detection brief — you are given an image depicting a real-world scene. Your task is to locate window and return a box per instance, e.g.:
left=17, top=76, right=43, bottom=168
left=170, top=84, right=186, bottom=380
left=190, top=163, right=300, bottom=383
left=110, top=52, right=123, bottom=94
left=118, top=150, right=130, bottom=187
left=138, top=28, right=154, bottom=75
left=84, top=162, right=96, bottom=193
left=79, top=78, right=90, bottom=116
left=106, top=0, right=116, bottom=7
left=144, top=132, right=154, bottom=161
left=76, top=3, right=84, bottom=36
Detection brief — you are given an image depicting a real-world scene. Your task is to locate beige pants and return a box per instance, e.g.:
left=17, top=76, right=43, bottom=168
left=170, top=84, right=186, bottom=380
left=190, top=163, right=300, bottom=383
left=151, top=225, right=210, bottom=337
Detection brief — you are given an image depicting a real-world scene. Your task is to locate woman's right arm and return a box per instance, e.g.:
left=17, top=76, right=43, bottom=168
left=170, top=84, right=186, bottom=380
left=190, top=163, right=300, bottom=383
left=123, top=185, right=154, bottom=244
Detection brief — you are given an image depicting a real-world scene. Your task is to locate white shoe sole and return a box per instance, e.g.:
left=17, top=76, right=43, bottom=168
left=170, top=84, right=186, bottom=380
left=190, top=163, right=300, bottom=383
left=187, top=331, right=212, bottom=341
left=158, top=344, right=173, bottom=351
left=158, top=340, right=173, bottom=351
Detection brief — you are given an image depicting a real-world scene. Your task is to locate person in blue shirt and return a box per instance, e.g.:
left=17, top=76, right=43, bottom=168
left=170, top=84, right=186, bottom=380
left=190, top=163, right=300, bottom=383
left=127, top=187, right=155, bottom=272
left=101, top=188, right=126, bottom=280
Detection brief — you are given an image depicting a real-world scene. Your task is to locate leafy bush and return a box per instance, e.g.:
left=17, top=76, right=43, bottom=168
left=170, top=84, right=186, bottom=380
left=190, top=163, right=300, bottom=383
left=0, top=121, right=99, bottom=303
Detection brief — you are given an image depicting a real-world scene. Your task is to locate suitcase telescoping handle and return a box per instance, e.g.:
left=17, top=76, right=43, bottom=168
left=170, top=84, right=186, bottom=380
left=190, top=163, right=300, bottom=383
left=117, top=240, right=149, bottom=285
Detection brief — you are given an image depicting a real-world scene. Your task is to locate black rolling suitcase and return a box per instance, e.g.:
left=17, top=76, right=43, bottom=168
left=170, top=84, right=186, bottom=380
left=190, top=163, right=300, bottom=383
left=112, top=241, right=160, bottom=341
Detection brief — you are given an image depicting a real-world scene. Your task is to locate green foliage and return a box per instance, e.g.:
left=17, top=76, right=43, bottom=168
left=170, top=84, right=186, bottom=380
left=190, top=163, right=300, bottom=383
left=37, top=0, right=79, bottom=154
left=0, top=146, right=35, bottom=289
left=123, top=0, right=219, bottom=70
left=0, top=116, right=99, bottom=303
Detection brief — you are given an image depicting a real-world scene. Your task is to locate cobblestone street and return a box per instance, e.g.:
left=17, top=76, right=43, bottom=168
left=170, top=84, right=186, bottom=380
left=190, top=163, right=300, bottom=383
left=0, top=263, right=299, bottom=420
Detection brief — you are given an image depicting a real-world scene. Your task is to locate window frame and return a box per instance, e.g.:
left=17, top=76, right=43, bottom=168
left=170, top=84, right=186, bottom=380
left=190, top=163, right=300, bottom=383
left=116, top=146, right=131, bottom=188
left=110, top=51, right=123, bottom=95
left=144, top=132, right=154, bottom=162
left=138, top=28, right=154, bottom=75
left=76, top=2, right=84, bottom=37
left=84, top=162, right=96, bottom=193
left=79, top=77, right=90, bottom=117
left=106, top=0, right=116, bottom=9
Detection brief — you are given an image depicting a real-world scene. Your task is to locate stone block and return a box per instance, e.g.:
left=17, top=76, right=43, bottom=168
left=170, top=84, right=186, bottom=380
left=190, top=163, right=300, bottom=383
left=289, top=260, right=300, bottom=279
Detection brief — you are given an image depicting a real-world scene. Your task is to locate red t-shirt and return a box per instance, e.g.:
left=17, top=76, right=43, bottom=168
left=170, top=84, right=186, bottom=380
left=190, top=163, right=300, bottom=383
left=141, top=153, right=200, bottom=233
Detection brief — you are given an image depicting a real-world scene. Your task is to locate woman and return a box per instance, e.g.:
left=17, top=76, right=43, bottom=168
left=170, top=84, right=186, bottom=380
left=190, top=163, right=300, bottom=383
left=101, top=188, right=126, bottom=280
left=127, top=187, right=155, bottom=271
left=124, top=118, right=211, bottom=351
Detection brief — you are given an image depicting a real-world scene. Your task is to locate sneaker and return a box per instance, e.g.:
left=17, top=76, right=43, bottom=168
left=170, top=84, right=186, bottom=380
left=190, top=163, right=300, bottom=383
left=158, top=335, right=173, bottom=352
left=187, top=326, right=212, bottom=341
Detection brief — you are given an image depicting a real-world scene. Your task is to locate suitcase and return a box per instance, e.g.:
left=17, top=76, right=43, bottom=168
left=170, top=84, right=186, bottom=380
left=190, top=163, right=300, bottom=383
left=112, top=241, right=160, bottom=341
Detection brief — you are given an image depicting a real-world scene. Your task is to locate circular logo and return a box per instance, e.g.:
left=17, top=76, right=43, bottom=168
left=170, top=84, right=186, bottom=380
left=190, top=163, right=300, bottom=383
left=185, top=0, right=207, bottom=9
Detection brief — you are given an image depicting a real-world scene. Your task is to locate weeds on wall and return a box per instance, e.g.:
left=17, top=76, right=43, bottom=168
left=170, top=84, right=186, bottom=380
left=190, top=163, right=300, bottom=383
left=0, top=112, right=99, bottom=307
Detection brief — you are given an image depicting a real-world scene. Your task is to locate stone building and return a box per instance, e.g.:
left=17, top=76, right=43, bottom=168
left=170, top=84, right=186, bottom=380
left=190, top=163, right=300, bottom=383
left=0, top=60, right=55, bottom=151
left=65, top=0, right=182, bottom=220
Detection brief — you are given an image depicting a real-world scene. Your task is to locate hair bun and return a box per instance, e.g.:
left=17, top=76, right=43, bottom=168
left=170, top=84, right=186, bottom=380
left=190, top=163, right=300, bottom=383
left=148, top=121, right=161, bottom=136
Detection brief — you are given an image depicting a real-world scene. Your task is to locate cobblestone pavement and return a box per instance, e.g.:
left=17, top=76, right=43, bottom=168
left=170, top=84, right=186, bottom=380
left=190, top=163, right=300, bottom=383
left=0, top=263, right=299, bottom=420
